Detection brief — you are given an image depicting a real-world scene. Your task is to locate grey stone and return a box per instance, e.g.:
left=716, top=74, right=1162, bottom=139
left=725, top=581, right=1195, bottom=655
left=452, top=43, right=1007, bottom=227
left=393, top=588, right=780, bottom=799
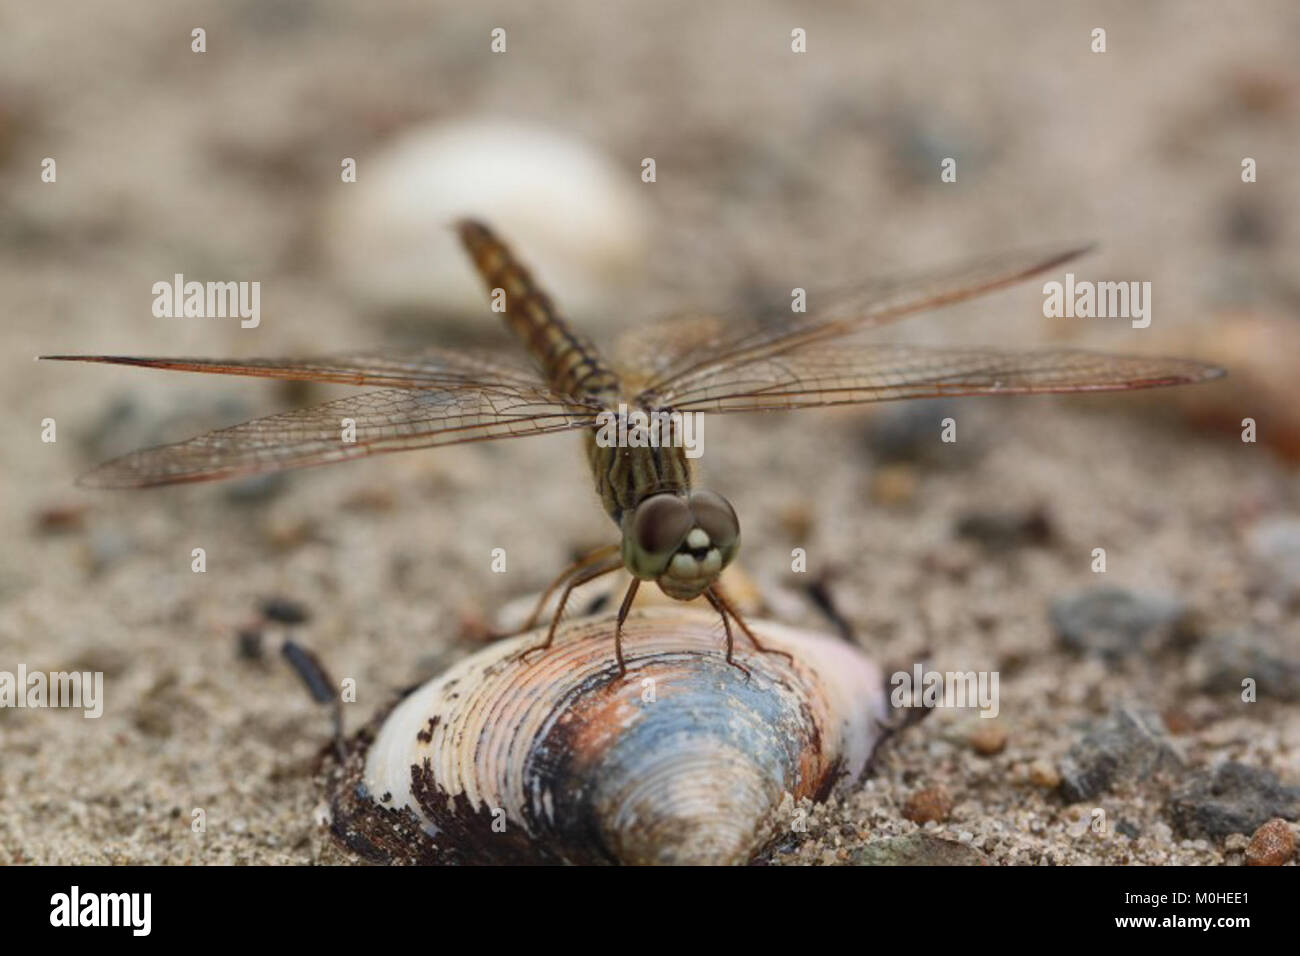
left=1166, top=762, right=1300, bottom=839
left=862, top=399, right=980, bottom=467
left=1051, top=588, right=1194, bottom=658
left=954, top=507, right=1053, bottom=551
left=1195, top=632, right=1300, bottom=702
left=848, top=832, right=987, bottom=866
left=1246, top=517, right=1300, bottom=606
left=1058, top=705, right=1184, bottom=802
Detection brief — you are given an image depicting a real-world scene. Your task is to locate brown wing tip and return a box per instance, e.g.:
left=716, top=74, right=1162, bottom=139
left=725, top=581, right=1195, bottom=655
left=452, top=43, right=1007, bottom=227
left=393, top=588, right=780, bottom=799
left=1033, top=241, right=1097, bottom=275
left=74, top=458, right=242, bottom=490
left=452, top=218, right=493, bottom=242
left=74, top=452, right=157, bottom=489
left=1078, top=353, right=1225, bottom=388
left=41, top=354, right=150, bottom=366
left=41, top=355, right=215, bottom=374
left=1082, top=356, right=1226, bottom=389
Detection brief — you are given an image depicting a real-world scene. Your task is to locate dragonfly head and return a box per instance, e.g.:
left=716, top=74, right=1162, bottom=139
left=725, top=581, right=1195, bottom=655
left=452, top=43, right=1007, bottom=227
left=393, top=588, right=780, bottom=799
left=622, top=490, right=740, bottom=601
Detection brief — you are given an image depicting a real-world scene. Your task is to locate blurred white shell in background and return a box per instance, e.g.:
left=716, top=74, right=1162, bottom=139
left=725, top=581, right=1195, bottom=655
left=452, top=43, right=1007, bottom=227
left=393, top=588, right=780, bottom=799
left=324, top=118, right=649, bottom=326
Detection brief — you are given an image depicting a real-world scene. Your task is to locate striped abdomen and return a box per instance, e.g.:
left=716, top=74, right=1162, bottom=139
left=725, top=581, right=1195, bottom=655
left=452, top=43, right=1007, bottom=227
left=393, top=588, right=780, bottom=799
left=456, top=219, right=620, bottom=400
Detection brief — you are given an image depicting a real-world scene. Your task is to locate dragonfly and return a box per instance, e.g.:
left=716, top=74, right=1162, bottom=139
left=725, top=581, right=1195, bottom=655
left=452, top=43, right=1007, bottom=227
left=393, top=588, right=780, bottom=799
left=43, top=221, right=1222, bottom=676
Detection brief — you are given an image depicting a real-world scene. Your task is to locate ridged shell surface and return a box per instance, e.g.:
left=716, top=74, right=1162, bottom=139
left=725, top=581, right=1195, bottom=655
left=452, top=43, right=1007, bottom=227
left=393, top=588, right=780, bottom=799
left=332, top=608, right=888, bottom=865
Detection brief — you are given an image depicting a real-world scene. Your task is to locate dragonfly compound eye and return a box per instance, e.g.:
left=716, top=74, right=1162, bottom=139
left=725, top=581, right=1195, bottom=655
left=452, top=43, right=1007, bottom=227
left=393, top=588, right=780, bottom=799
left=627, top=493, right=693, bottom=577
left=688, top=490, right=740, bottom=552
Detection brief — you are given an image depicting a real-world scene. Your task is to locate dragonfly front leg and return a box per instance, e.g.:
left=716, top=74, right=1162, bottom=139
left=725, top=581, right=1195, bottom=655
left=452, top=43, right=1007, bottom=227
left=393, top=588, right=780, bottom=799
left=520, top=553, right=624, bottom=661
left=703, top=588, right=752, bottom=680
left=613, top=578, right=640, bottom=677
left=708, top=585, right=795, bottom=668
left=496, top=544, right=621, bottom=640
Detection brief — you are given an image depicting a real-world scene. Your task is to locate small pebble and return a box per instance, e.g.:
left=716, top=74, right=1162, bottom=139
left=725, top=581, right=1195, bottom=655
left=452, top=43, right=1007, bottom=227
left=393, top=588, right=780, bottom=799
left=777, top=502, right=814, bottom=542
left=1028, top=760, right=1061, bottom=788
left=868, top=464, right=918, bottom=506
left=34, top=504, right=88, bottom=535
left=236, top=628, right=264, bottom=661
left=1161, top=707, right=1198, bottom=734
left=1244, top=818, right=1294, bottom=866
left=262, top=517, right=317, bottom=552
left=261, top=596, right=310, bottom=625
left=969, top=721, right=1008, bottom=756
left=902, top=786, right=953, bottom=824
left=341, top=487, right=397, bottom=513
left=1223, top=833, right=1250, bottom=853
left=954, top=507, right=1052, bottom=551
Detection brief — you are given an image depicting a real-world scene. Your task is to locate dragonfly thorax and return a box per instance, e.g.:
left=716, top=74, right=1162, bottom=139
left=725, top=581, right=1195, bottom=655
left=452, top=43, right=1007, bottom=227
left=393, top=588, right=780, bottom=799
left=621, top=490, right=740, bottom=600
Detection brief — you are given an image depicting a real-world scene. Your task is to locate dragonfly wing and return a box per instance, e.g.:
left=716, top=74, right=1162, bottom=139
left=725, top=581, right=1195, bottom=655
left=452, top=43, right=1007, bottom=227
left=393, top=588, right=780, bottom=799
left=610, top=312, right=732, bottom=394
left=620, top=243, right=1092, bottom=399
left=41, top=347, right=542, bottom=389
left=656, top=343, right=1224, bottom=413
left=79, top=385, right=598, bottom=488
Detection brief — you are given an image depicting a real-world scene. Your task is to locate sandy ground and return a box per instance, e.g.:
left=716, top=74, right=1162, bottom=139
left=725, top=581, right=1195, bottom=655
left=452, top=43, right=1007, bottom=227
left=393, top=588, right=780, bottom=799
left=1, top=1, right=1298, bottom=864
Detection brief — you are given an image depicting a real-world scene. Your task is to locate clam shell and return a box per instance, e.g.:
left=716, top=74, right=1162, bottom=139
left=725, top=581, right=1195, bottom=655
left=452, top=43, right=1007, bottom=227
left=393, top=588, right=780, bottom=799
left=329, top=608, right=888, bottom=865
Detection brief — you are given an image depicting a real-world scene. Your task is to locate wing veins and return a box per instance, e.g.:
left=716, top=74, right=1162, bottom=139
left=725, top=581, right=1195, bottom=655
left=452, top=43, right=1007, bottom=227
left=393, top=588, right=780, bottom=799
left=659, top=344, right=1223, bottom=414
left=625, top=243, right=1093, bottom=400
left=78, top=385, right=600, bottom=488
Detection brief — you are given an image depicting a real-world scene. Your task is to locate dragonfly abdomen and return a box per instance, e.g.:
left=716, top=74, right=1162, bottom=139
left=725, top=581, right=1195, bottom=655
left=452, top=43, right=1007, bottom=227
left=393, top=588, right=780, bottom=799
left=457, top=219, right=620, bottom=399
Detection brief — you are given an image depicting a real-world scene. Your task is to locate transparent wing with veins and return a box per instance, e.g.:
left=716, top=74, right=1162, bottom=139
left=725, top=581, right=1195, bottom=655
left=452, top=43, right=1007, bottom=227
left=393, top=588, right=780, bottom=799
left=613, top=242, right=1221, bottom=409
left=651, top=343, right=1223, bottom=414
left=615, top=242, right=1094, bottom=397
left=43, top=241, right=1224, bottom=488
left=76, top=385, right=599, bottom=488
left=41, top=347, right=545, bottom=390
left=41, top=352, right=602, bottom=488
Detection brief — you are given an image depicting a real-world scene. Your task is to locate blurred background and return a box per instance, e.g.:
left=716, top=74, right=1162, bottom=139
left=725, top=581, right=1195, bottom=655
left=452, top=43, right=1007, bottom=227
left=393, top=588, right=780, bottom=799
left=1, top=0, right=1298, bottom=864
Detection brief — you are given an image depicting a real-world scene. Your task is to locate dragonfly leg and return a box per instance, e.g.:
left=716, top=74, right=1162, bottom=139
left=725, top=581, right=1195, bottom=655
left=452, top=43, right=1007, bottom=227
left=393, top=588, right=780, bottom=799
left=520, top=557, right=622, bottom=662
left=514, top=544, right=622, bottom=635
left=711, top=586, right=796, bottom=667
left=613, top=578, right=640, bottom=677
left=704, top=588, right=752, bottom=680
